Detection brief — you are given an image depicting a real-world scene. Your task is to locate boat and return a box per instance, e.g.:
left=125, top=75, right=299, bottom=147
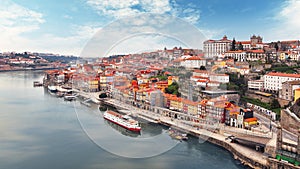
left=168, top=128, right=188, bottom=141
left=103, top=110, right=141, bottom=132
left=64, top=95, right=76, bottom=101
left=33, top=81, right=43, bottom=87
left=48, top=85, right=57, bottom=93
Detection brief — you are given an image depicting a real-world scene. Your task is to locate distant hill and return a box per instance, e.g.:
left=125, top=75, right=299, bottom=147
left=40, top=55, right=79, bottom=63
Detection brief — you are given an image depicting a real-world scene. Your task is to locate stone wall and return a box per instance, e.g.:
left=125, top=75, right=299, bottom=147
left=281, top=109, right=300, bottom=134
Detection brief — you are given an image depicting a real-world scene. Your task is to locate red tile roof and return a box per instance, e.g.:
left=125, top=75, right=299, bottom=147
left=266, top=72, right=300, bottom=78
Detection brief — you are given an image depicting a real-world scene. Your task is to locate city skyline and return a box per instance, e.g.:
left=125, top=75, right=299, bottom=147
left=1, top=0, right=300, bottom=56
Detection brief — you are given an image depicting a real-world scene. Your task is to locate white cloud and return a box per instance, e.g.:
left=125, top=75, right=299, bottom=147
left=63, top=15, right=73, bottom=19
left=0, top=0, right=101, bottom=55
left=86, top=0, right=140, bottom=18
left=264, top=0, right=300, bottom=41
left=86, top=0, right=200, bottom=24
left=0, top=0, right=45, bottom=53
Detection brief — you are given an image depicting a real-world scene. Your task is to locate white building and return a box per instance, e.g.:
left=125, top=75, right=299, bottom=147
left=264, top=72, right=300, bottom=92
left=210, top=74, right=229, bottom=83
left=203, top=35, right=231, bottom=58
left=246, top=50, right=266, bottom=62
left=224, top=50, right=247, bottom=62
left=192, top=70, right=209, bottom=78
left=180, top=55, right=206, bottom=69
left=248, top=79, right=264, bottom=90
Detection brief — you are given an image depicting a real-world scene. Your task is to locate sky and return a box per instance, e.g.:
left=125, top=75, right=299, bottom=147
left=1, top=0, right=300, bottom=56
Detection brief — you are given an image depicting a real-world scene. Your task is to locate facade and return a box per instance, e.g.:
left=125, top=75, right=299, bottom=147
left=264, top=72, right=300, bottom=92
left=149, top=90, right=164, bottom=107
left=209, top=74, right=229, bottom=83
left=294, top=88, right=300, bottom=102
left=279, top=81, right=300, bottom=101
left=224, top=50, right=247, bottom=62
left=203, top=35, right=231, bottom=58
left=248, top=79, right=264, bottom=90
left=180, top=56, right=206, bottom=69
left=246, top=50, right=266, bottom=62
left=203, top=97, right=227, bottom=124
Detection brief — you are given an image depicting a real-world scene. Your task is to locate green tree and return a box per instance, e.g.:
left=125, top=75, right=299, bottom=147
left=99, top=93, right=107, bottom=98
left=165, top=81, right=180, bottom=96
left=231, top=38, right=236, bottom=51
left=270, top=99, right=281, bottom=109
left=200, top=65, right=206, bottom=70
left=238, top=42, right=243, bottom=50
left=274, top=42, right=279, bottom=52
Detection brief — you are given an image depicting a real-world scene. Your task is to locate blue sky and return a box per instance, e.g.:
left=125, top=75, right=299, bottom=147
left=0, top=0, right=299, bottom=56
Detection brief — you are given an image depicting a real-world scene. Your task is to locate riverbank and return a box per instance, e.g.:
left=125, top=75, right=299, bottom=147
left=0, top=67, right=64, bottom=72
left=101, top=98, right=269, bottom=169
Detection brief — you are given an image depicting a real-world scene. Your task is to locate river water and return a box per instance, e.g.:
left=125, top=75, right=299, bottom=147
left=0, top=71, right=246, bottom=169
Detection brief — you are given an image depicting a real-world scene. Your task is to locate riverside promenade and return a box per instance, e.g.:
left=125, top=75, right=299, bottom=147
left=103, top=98, right=270, bottom=169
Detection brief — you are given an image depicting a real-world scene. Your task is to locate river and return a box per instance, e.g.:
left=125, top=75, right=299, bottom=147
left=0, top=71, right=246, bottom=169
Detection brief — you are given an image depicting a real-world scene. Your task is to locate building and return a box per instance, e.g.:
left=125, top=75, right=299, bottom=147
left=224, top=50, right=247, bottom=62
left=200, top=90, right=240, bottom=103
left=250, top=35, right=263, bottom=47
left=180, top=55, right=206, bottom=69
left=295, top=88, right=300, bottom=102
left=248, top=79, right=264, bottom=90
left=279, top=81, right=300, bottom=101
left=209, top=74, right=229, bottom=83
left=203, top=35, right=231, bottom=58
left=200, top=96, right=227, bottom=124
left=246, top=49, right=266, bottom=62
left=264, top=72, right=300, bottom=92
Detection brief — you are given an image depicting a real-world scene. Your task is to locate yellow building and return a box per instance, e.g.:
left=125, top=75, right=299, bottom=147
left=294, top=88, right=300, bottom=102
left=168, top=76, right=179, bottom=86
left=279, top=52, right=287, bottom=60
left=170, top=97, right=182, bottom=111
left=88, top=78, right=99, bottom=92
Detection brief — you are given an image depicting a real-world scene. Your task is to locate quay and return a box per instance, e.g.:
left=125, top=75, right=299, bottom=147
left=102, top=98, right=270, bottom=169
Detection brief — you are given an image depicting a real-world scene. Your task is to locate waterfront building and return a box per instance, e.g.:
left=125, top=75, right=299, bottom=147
left=264, top=72, right=300, bottom=92
left=169, top=96, right=183, bottom=111
left=182, top=99, right=198, bottom=116
left=100, top=75, right=114, bottom=91
left=200, top=96, right=227, bottom=124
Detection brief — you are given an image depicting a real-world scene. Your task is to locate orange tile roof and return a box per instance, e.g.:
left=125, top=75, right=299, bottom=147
left=225, top=50, right=244, bottom=53
left=266, top=72, right=300, bottom=78
left=247, top=49, right=264, bottom=53
left=193, top=70, right=208, bottom=73
left=185, top=56, right=204, bottom=60
left=244, top=117, right=257, bottom=122
left=182, top=99, right=198, bottom=106
left=238, top=41, right=251, bottom=44
left=192, top=76, right=209, bottom=79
